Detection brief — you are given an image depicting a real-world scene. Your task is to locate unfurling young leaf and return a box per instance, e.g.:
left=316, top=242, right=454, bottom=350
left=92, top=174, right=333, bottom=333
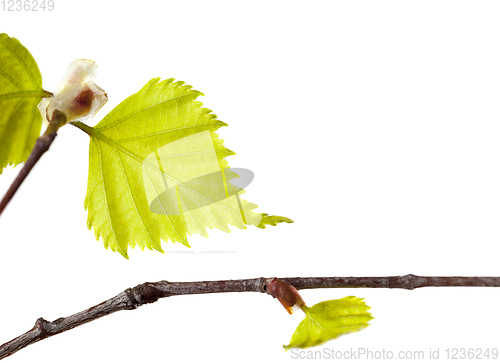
left=73, top=78, right=292, bottom=258
left=0, top=34, right=51, bottom=173
left=284, top=296, right=373, bottom=350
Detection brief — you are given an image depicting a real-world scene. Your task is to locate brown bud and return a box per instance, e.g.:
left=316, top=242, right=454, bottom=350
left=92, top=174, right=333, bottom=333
left=266, top=278, right=305, bottom=314
left=70, top=87, right=94, bottom=117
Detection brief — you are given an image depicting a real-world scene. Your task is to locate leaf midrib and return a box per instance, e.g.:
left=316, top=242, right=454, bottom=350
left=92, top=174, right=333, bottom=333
left=96, top=92, right=201, bottom=132
left=73, top=122, right=246, bottom=216
left=0, top=90, right=51, bottom=102
left=111, top=121, right=226, bottom=143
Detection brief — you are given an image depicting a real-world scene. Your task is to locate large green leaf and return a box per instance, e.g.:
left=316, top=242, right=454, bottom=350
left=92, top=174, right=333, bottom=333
left=76, top=78, right=292, bottom=258
left=0, top=34, right=51, bottom=173
left=285, top=296, right=373, bottom=350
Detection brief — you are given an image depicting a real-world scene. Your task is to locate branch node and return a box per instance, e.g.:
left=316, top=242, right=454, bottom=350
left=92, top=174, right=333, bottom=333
left=124, top=288, right=140, bottom=309
left=406, top=274, right=417, bottom=290
left=34, top=318, right=50, bottom=338
left=126, top=282, right=165, bottom=308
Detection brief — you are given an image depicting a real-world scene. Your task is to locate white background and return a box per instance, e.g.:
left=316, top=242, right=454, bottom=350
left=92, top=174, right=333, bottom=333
left=1, top=1, right=500, bottom=362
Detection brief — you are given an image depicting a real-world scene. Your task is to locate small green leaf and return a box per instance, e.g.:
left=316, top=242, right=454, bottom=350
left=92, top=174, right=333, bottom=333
left=284, top=296, right=373, bottom=350
left=77, top=78, right=292, bottom=258
left=0, top=34, right=51, bottom=173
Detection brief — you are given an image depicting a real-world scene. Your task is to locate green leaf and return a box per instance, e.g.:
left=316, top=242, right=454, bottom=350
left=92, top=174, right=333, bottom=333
left=76, top=78, right=292, bottom=258
left=284, top=296, right=373, bottom=350
left=0, top=34, right=51, bottom=173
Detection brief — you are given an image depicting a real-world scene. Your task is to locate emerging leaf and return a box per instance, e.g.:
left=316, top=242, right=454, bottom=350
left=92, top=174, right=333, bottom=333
left=77, top=78, right=292, bottom=258
left=284, top=296, right=373, bottom=350
left=0, top=34, right=51, bottom=173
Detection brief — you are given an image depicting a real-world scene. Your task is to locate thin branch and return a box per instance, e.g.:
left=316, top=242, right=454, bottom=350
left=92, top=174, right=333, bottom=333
left=0, top=111, right=66, bottom=217
left=1, top=274, right=500, bottom=360
left=280, top=275, right=500, bottom=290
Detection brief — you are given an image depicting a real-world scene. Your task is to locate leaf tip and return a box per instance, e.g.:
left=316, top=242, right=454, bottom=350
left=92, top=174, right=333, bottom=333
left=117, top=248, right=130, bottom=260
left=257, top=214, right=294, bottom=229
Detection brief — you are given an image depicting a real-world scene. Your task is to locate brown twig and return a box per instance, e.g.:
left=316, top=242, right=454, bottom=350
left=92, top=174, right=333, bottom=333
left=0, top=274, right=499, bottom=360
left=0, top=111, right=66, bottom=217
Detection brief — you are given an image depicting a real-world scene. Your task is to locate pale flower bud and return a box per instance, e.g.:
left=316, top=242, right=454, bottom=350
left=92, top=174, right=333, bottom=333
left=38, top=59, right=107, bottom=126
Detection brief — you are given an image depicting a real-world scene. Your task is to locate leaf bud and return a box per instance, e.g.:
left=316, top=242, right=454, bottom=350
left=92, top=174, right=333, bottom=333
left=38, top=59, right=107, bottom=125
left=266, top=278, right=305, bottom=314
